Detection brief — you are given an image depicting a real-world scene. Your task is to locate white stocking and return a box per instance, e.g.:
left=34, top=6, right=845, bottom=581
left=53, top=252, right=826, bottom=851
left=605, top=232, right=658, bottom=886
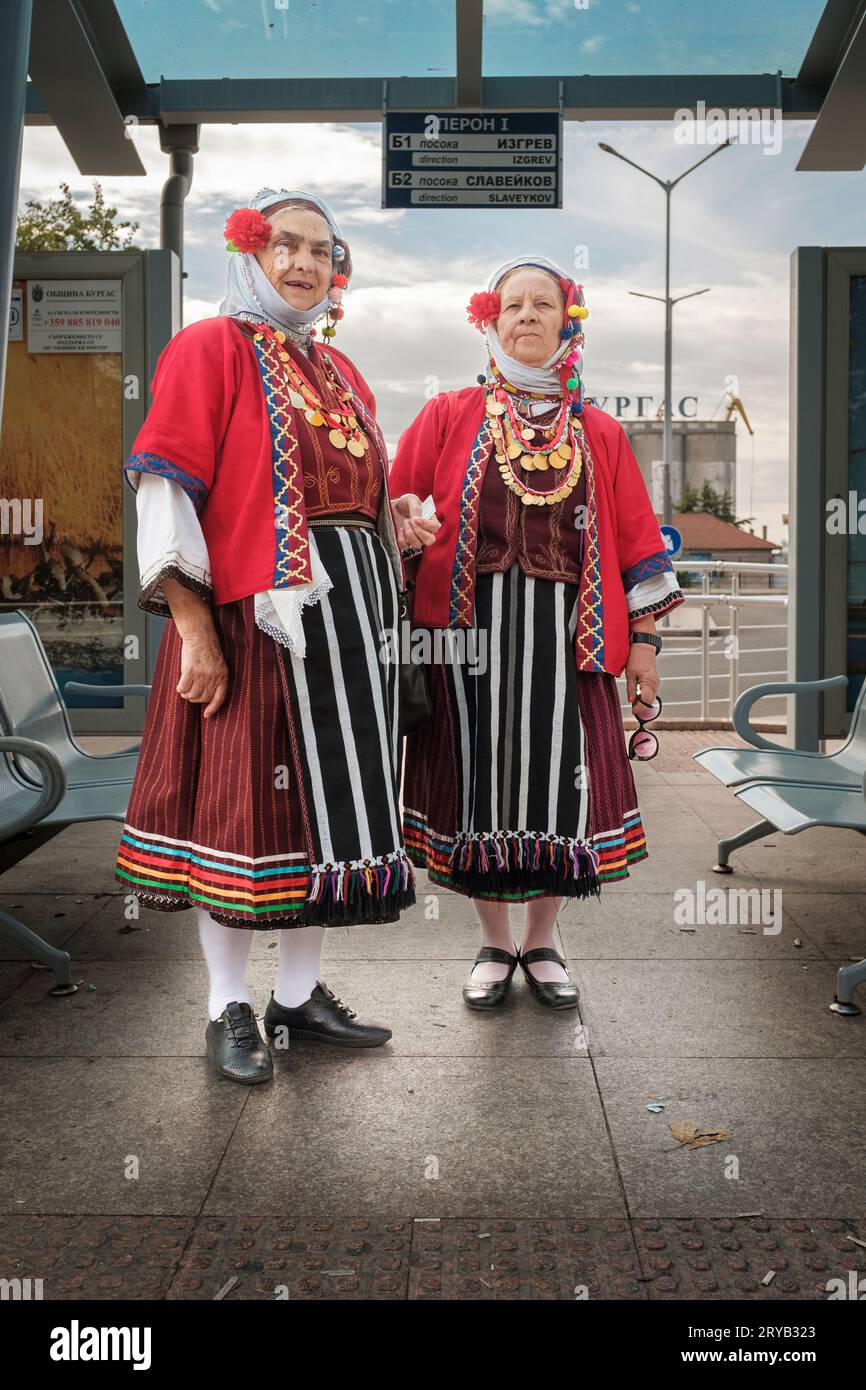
left=274, top=924, right=326, bottom=1008
left=470, top=900, right=518, bottom=983
left=198, top=909, right=254, bottom=1021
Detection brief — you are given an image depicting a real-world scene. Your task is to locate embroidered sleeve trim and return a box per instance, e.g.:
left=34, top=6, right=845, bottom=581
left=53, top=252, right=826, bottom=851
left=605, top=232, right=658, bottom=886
left=126, top=454, right=209, bottom=512
left=625, top=567, right=680, bottom=612
left=621, top=549, right=674, bottom=590
left=139, top=560, right=214, bottom=617
left=628, top=589, right=685, bottom=621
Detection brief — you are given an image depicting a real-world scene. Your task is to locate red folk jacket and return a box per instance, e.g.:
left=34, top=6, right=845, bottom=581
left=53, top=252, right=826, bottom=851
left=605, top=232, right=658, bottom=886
left=389, top=387, right=683, bottom=677
left=124, top=316, right=404, bottom=605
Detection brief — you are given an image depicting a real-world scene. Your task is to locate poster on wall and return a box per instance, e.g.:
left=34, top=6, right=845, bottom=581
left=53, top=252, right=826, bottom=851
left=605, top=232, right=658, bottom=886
left=8, top=287, right=22, bottom=340
left=26, top=279, right=122, bottom=353
left=0, top=280, right=124, bottom=708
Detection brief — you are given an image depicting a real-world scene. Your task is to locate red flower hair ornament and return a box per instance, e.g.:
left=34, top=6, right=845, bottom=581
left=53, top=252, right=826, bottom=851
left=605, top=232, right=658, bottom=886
left=466, top=290, right=501, bottom=331
left=224, top=207, right=272, bottom=254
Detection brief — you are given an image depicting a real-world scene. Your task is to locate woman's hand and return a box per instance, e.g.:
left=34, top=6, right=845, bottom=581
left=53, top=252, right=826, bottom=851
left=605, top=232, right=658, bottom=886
left=177, top=631, right=229, bottom=719
left=625, top=639, right=659, bottom=712
left=390, top=493, right=441, bottom=551
left=163, top=578, right=229, bottom=719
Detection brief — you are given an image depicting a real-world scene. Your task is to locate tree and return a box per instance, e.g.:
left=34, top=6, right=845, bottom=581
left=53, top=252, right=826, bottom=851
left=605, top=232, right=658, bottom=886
left=16, top=181, right=139, bottom=252
left=679, top=479, right=752, bottom=529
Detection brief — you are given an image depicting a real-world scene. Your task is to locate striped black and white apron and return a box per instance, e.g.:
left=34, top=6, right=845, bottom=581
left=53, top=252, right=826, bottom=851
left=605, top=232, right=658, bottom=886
left=275, top=521, right=411, bottom=922
left=445, top=565, right=600, bottom=896
left=403, top=558, right=651, bottom=901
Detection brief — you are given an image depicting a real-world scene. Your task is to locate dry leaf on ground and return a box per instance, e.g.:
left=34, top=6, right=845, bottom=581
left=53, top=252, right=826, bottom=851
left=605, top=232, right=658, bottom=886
left=667, top=1121, right=732, bottom=1149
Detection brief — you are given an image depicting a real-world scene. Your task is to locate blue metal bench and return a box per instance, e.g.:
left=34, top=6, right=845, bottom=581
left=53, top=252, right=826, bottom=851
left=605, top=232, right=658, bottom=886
left=694, top=675, right=866, bottom=791
left=0, top=610, right=150, bottom=993
left=694, top=677, right=866, bottom=872
left=731, top=776, right=866, bottom=1016
left=693, top=675, right=866, bottom=1014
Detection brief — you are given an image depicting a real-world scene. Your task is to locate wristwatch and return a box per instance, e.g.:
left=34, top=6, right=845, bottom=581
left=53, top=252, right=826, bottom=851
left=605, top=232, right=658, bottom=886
left=630, top=631, right=662, bottom=653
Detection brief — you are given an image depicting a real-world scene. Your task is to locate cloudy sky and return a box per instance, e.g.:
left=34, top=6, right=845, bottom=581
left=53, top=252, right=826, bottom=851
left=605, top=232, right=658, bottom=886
left=20, top=103, right=864, bottom=544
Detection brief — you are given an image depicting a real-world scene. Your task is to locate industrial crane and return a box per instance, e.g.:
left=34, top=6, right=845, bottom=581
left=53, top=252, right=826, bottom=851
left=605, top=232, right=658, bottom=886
left=723, top=393, right=754, bottom=435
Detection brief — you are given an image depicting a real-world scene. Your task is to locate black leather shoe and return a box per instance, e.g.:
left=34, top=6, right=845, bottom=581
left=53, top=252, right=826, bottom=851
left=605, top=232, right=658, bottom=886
left=263, top=982, right=392, bottom=1048
left=519, top=948, right=580, bottom=1009
left=462, top=945, right=519, bottom=1010
left=205, top=1001, right=273, bottom=1084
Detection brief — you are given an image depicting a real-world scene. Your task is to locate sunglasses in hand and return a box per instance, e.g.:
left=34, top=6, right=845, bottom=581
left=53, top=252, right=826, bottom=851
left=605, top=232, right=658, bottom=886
left=628, top=689, right=663, bottom=761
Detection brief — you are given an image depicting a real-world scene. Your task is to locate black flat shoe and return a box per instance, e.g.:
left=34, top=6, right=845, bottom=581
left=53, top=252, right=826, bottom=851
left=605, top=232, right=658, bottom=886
left=462, top=945, right=519, bottom=1010
left=519, top=948, right=580, bottom=1010
left=263, top=982, right=392, bottom=1048
left=205, top=1000, right=273, bottom=1084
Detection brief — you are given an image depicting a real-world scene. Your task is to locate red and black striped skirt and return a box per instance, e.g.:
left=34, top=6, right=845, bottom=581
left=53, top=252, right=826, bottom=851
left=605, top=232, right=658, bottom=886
left=116, top=523, right=415, bottom=929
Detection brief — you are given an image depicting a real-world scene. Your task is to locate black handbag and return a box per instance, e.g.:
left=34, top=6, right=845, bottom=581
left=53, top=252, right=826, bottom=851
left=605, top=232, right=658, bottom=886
left=397, top=584, right=432, bottom=735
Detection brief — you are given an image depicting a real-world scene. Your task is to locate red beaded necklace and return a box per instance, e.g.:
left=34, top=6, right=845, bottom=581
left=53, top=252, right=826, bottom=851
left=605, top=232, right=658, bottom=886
left=253, top=322, right=370, bottom=456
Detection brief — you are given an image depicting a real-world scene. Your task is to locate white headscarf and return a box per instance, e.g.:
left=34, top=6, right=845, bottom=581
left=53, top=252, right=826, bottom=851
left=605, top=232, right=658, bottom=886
left=218, top=189, right=351, bottom=654
left=484, top=255, right=583, bottom=396
left=219, top=188, right=349, bottom=336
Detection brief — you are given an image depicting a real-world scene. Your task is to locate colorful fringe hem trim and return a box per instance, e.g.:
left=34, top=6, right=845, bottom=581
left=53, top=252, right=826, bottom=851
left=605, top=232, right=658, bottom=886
left=451, top=829, right=602, bottom=901
left=115, top=826, right=415, bottom=928
left=403, top=810, right=648, bottom=901
left=302, top=853, right=415, bottom=925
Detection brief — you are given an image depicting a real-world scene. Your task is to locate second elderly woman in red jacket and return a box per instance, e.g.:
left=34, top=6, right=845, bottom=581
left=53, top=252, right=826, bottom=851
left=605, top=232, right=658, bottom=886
left=389, top=256, right=684, bottom=1011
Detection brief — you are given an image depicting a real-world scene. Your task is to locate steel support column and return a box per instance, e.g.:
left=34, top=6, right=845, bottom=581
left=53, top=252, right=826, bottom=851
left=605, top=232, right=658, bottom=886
left=0, top=0, right=32, bottom=436
left=788, top=247, right=826, bottom=749
left=456, top=0, right=483, bottom=108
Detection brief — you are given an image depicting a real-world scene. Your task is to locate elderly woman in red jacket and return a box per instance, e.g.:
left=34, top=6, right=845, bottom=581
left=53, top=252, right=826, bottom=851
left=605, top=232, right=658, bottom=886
left=389, top=256, right=684, bottom=1011
left=116, top=189, right=422, bottom=1084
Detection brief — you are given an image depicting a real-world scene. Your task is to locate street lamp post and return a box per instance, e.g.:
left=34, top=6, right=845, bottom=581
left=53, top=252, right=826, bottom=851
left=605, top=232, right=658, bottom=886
left=598, top=138, right=735, bottom=527
left=629, top=284, right=712, bottom=523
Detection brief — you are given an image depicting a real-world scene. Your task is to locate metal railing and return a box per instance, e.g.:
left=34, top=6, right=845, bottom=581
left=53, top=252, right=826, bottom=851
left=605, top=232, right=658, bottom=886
left=619, top=561, right=789, bottom=724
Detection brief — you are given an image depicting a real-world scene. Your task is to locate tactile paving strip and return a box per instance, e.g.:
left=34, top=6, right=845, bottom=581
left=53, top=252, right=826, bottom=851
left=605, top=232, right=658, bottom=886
left=0, top=1216, right=193, bottom=1299
left=3, top=1215, right=864, bottom=1300
left=408, top=1218, right=647, bottom=1300
left=167, top=1217, right=412, bottom=1299
left=633, top=1218, right=866, bottom=1299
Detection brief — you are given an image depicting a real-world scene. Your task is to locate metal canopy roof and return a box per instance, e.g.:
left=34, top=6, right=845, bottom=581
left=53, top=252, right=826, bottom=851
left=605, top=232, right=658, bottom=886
left=22, top=0, right=866, bottom=172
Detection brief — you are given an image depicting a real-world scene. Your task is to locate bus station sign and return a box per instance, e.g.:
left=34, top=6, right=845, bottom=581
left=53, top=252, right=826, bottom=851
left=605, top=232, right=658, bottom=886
left=384, top=111, right=562, bottom=209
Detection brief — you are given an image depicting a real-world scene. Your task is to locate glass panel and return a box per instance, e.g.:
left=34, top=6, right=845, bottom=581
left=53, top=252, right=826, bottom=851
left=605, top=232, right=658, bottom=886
left=847, top=275, right=866, bottom=713
left=116, top=0, right=456, bottom=81
left=484, top=0, right=826, bottom=78
left=0, top=279, right=125, bottom=710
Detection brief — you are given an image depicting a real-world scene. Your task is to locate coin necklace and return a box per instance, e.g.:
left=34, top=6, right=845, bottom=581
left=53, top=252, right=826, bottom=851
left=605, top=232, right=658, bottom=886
left=485, top=387, right=584, bottom=506
left=253, top=324, right=370, bottom=457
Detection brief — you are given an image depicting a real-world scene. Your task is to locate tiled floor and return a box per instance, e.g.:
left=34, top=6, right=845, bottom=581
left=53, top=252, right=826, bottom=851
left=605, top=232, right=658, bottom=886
left=1, top=734, right=864, bottom=1299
